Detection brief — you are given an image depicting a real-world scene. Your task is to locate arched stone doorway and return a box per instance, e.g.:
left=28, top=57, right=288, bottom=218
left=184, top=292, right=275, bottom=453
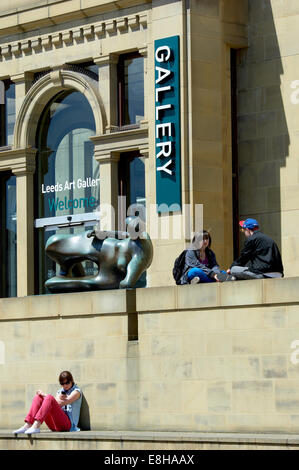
left=35, top=89, right=99, bottom=293
left=11, top=69, right=105, bottom=296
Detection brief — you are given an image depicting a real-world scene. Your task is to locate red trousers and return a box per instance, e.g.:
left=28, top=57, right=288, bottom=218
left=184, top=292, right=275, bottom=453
left=25, top=394, right=71, bottom=432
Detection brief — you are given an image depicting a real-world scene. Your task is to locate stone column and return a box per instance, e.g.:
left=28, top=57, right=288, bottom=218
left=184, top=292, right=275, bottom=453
left=138, top=46, right=148, bottom=126
left=93, top=54, right=119, bottom=132
left=11, top=148, right=36, bottom=297
left=11, top=72, right=34, bottom=118
left=94, top=150, right=120, bottom=231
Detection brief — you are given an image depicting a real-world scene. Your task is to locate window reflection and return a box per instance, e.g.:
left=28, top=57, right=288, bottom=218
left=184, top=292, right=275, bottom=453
left=36, top=90, right=99, bottom=294
left=0, top=173, right=17, bottom=298
left=0, top=80, right=16, bottom=147
left=118, top=54, right=144, bottom=126
left=118, top=153, right=146, bottom=287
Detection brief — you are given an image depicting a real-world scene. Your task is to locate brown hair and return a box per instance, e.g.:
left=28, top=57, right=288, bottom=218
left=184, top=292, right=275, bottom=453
left=59, top=371, right=74, bottom=385
left=191, top=230, right=212, bottom=250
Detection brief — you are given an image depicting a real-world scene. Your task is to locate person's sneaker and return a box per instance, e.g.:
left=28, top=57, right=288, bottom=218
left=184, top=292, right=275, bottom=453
left=13, top=424, right=30, bottom=434
left=190, top=276, right=200, bottom=284
left=25, top=426, right=40, bottom=434
left=217, top=272, right=236, bottom=282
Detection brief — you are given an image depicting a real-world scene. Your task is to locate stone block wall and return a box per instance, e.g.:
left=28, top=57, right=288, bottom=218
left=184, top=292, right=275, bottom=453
left=237, top=0, right=299, bottom=277
left=1, top=279, right=299, bottom=433
left=0, top=0, right=250, bottom=292
left=188, top=0, right=248, bottom=270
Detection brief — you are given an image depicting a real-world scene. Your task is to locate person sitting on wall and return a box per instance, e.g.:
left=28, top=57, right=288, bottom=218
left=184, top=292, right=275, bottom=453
left=13, top=371, right=82, bottom=434
left=180, top=230, right=234, bottom=284
left=227, top=218, right=284, bottom=280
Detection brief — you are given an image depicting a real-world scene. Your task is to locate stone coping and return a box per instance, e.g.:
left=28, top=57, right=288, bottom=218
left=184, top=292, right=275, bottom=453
left=0, top=289, right=136, bottom=320
left=136, top=277, right=298, bottom=312
left=1, top=430, right=299, bottom=445
left=0, top=277, right=298, bottom=321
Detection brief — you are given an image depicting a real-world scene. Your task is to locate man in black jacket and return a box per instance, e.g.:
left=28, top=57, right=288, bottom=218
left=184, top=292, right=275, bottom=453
left=227, top=218, right=284, bottom=280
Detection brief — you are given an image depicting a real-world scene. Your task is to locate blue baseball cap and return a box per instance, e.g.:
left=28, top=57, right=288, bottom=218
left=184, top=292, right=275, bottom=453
left=239, top=218, right=259, bottom=230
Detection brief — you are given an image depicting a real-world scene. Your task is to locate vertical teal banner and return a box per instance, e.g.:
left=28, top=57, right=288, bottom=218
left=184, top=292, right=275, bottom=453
left=155, top=35, right=181, bottom=212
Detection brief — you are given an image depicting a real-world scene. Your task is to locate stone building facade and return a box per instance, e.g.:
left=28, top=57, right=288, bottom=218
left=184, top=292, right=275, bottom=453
left=0, top=0, right=249, bottom=297
left=2, top=1, right=299, bottom=440
left=0, top=1, right=298, bottom=291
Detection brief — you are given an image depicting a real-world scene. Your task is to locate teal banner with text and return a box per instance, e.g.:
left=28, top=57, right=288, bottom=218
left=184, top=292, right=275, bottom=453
left=155, top=35, right=181, bottom=212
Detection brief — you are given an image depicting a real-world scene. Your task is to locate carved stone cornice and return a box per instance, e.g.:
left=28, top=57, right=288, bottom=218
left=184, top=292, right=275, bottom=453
left=94, top=151, right=121, bottom=164
left=0, top=13, right=148, bottom=62
left=10, top=72, right=34, bottom=84
left=93, top=53, right=119, bottom=66
left=91, top=125, right=149, bottom=159
left=0, top=147, right=37, bottom=175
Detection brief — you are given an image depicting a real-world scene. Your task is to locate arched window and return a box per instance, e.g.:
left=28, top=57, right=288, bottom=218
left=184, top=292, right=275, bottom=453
left=35, top=90, right=99, bottom=294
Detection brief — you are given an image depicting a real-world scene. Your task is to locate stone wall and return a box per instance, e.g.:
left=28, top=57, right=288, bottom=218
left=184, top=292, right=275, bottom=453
left=2, top=0, right=299, bottom=289
left=237, top=0, right=299, bottom=277
left=1, top=279, right=299, bottom=433
left=189, top=0, right=247, bottom=269
left=0, top=0, right=249, bottom=293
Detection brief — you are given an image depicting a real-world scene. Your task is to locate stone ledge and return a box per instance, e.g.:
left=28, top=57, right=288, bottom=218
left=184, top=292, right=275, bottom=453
left=1, top=430, right=299, bottom=445
left=136, top=277, right=299, bottom=313
left=0, top=289, right=136, bottom=320
left=1, top=277, right=299, bottom=321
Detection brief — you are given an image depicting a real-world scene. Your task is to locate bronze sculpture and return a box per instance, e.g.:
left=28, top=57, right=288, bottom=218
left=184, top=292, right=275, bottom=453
left=45, top=217, right=153, bottom=292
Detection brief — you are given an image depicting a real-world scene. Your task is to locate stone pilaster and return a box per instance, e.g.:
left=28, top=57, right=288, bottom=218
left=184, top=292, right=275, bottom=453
left=94, top=150, right=120, bottom=231
left=138, top=45, right=148, bottom=126
left=10, top=72, right=34, bottom=120
left=10, top=148, right=37, bottom=297
left=93, top=54, right=119, bottom=132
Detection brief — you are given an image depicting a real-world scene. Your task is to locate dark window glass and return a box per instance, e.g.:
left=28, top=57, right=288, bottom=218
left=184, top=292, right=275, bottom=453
left=118, top=152, right=145, bottom=209
left=0, top=80, right=16, bottom=147
left=118, top=54, right=144, bottom=126
left=0, top=173, right=17, bottom=297
left=231, top=49, right=240, bottom=258
left=118, top=152, right=146, bottom=287
left=35, top=90, right=99, bottom=294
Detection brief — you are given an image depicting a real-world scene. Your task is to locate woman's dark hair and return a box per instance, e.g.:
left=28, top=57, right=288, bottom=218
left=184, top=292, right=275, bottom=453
left=191, top=230, right=211, bottom=250
left=59, top=371, right=74, bottom=385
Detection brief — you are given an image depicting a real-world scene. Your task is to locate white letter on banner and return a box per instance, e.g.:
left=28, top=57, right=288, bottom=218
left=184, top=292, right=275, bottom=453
left=156, top=141, right=172, bottom=158
left=155, top=46, right=171, bottom=63
left=155, top=86, right=171, bottom=102
left=155, top=66, right=171, bottom=84
left=157, top=159, right=172, bottom=175
left=156, top=123, right=172, bottom=138
left=156, top=104, right=172, bottom=120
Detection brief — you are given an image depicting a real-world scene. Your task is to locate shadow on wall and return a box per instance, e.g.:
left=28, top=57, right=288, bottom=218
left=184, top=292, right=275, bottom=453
left=237, top=0, right=290, bottom=265
left=78, top=393, right=91, bottom=431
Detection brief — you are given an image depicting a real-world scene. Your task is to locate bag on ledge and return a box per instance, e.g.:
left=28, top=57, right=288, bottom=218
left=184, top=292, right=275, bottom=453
left=172, top=250, right=187, bottom=285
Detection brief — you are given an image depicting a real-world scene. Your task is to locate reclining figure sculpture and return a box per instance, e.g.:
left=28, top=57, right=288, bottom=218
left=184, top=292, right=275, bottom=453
left=45, top=217, right=153, bottom=293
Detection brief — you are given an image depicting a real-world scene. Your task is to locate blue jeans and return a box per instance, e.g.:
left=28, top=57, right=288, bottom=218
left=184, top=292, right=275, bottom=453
left=187, top=268, right=215, bottom=283
left=187, top=268, right=227, bottom=283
